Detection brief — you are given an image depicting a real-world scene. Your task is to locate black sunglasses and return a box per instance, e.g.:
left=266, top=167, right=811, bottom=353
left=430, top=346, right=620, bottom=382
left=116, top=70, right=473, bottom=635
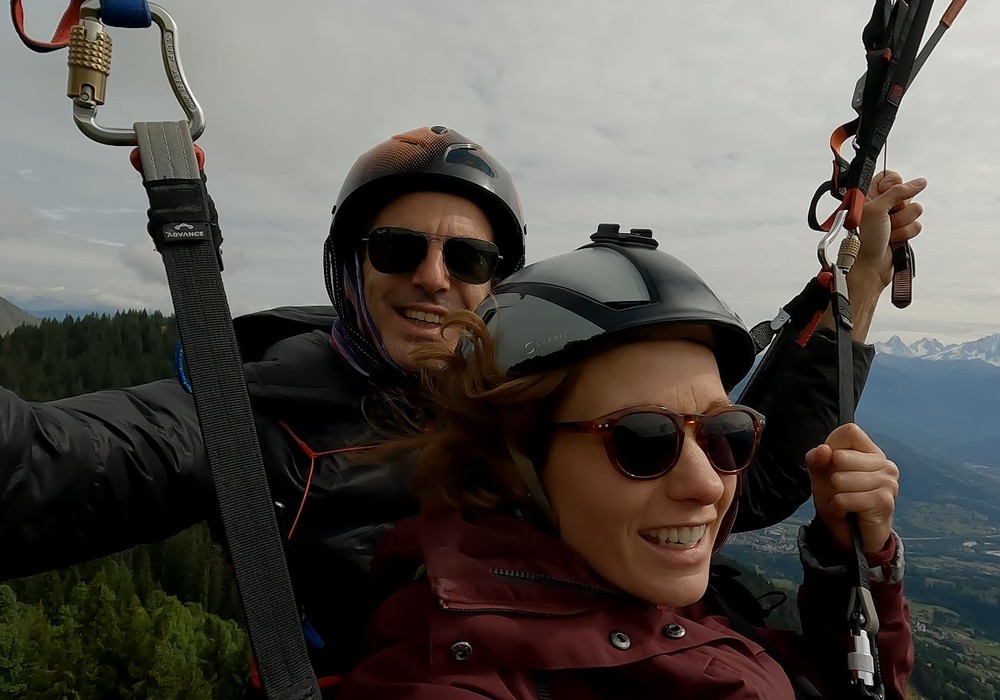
left=361, top=227, right=501, bottom=285
left=554, top=405, right=765, bottom=480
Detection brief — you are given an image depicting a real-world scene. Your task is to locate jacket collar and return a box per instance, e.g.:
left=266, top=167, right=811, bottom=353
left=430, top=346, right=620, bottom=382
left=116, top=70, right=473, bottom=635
left=242, top=330, right=365, bottom=406
left=370, top=512, right=772, bottom=676
left=376, top=512, right=632, bottom=617
left=242, top=329, right=422, bottom=410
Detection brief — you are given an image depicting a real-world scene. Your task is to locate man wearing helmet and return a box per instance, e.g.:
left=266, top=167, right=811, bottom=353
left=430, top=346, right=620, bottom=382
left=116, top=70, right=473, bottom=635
left=323, top=125, right=527, bottom=377
left=0, top=126, right=925, bottom=686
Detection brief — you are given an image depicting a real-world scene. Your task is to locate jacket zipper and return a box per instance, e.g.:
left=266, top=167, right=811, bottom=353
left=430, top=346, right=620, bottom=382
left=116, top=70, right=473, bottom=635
left=437, top=569, right=622, bottom=615
left=489, top=567, right=622, bottom=598
left=439, top=601, right=556, bottom=616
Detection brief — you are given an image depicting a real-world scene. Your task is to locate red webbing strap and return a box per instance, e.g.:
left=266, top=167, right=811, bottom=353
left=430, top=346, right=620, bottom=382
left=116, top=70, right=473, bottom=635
left=817, top=187, right=865, bottom=237
left=828, top=117, right=860, bottom=188
left=796, top=270, right=835, bottom=347
left=9, top=0, right=84, bottom=52
left=815, top=117, right=866, bottom=233
left=842, top=188, right=866, bottom=232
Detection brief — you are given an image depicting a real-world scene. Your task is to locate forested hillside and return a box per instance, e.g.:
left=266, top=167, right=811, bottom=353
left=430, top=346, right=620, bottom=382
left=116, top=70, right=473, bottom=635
left=0, top=312, right=250, bottom=699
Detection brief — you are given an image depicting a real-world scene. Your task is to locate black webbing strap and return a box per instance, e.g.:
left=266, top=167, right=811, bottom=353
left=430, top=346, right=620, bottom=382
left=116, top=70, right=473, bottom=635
left=828, top=261, right=884, bottom=700
left=133, top=120, right=320, bottom=700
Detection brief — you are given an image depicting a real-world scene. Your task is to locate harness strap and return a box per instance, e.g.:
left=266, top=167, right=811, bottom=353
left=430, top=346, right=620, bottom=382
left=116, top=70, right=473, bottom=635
left=9, top=0, right=151, bottom=52
left=9, top=0, right=83, bottom=52
left=133, top=120, right=321, bottom=700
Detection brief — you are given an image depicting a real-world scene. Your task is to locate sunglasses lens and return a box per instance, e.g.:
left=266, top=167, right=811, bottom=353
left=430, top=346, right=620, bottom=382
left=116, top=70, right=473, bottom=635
left=611, top=413, right=681, bottom=479
left=444, top=238, right=500, bottom=284
left=366, top=229, right=428, bottom=274
left=703, top=410, right=758, bottom=473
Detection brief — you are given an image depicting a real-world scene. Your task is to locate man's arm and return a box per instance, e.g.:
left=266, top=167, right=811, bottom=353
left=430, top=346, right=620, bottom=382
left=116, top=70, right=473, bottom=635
left=734, top=172, right=927, bottom=532
left=0, top=379, right=214, bottom=580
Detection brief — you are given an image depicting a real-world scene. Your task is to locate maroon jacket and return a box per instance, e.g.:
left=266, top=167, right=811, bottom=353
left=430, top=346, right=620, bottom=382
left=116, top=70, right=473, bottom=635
left=337, top=512, right=912, bottom=699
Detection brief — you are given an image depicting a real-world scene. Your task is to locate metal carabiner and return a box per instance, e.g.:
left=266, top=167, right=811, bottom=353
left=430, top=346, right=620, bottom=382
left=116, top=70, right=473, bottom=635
left=817, top=208, right=852, bottom=273
left=67, top=0, right=205, bottom=146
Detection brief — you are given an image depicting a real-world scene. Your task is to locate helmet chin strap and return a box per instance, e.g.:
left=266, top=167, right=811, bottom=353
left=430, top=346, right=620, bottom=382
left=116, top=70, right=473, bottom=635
left=507, top=444, right=557, bottom=532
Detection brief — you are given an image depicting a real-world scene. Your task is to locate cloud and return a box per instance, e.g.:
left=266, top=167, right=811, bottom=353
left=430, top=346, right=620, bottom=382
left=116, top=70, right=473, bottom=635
left=54, top=231, right=126, bottom=247
left=2, top=0, right=997, bottom=342
left=0, top=196, right=50, bottom=240
left=120, top=240, right=169, bottom=286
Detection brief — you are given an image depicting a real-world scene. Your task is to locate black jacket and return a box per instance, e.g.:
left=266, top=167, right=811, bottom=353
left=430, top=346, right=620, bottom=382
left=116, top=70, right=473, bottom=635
left=0, top=305, right=873, bottom=679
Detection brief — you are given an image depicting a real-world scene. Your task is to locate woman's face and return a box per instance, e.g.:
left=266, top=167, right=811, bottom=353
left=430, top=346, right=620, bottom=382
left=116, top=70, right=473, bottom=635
left=541, top=339, right=739, bottom=608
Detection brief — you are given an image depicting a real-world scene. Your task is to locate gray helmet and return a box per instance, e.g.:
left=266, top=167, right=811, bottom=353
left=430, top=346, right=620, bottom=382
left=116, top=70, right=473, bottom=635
left=474, top=224, right=755, bottom=390
left=324, top=126, right=526, bottom=318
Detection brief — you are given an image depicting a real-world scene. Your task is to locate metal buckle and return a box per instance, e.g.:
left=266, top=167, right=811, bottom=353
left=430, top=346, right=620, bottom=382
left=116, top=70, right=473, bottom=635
left=68, top=0, right=205, bottom=146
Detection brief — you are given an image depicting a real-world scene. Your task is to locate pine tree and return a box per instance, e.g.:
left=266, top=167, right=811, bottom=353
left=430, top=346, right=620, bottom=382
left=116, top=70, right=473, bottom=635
left=0, top=586, right=28, bottom=697
left=1, top=312, right=248, bottom=696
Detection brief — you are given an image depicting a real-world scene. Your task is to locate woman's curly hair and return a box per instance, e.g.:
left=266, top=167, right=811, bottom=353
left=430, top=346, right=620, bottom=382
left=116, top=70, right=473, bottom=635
left=370, top=308, right=579, bottom=515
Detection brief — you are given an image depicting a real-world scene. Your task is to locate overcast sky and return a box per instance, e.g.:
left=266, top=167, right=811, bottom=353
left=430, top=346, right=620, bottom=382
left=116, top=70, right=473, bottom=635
left=2, top=1, right=997, bottom=345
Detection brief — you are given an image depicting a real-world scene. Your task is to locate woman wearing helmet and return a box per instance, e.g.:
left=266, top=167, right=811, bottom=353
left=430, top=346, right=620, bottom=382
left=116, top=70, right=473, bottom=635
left=336, top=225, right=911, bottom=699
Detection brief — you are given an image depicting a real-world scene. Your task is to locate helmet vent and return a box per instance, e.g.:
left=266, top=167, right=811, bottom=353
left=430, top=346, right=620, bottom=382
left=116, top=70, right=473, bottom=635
left=605, top=300, right=649, bottom=310
left=445, top=147, right=496, bottom=177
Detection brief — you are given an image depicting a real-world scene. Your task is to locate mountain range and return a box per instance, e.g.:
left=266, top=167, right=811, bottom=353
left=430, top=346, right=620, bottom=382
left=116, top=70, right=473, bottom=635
left=0, top=295, right=40, bottom=335
left=874, top=333, right=1000, bottom=366
left=736, top=330, right=1000, bottom=472
left=860, top=336, right=1000, bottom=470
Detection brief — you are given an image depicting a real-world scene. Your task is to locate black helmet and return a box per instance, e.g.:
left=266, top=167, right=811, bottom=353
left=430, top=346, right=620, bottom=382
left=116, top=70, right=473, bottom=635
left=475, top=224, right=755, bottom=390
left=324, top=125, right=526, bottom=320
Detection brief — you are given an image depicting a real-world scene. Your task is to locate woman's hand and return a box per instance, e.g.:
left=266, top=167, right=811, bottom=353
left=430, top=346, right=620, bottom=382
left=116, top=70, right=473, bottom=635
left=806, top=423, right=899, bottom=554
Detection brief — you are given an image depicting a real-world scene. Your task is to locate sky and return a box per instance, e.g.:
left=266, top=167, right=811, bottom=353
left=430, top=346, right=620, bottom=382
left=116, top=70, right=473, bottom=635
left=2, top=1, right=998, bottom=345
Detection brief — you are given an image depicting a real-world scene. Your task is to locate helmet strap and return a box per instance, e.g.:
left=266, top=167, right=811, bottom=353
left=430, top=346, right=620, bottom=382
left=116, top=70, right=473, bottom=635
left=329, top=250, right=403, bottom=378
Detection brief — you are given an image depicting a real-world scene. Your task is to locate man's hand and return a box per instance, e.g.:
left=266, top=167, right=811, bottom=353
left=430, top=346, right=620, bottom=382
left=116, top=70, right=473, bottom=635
left=819, top=172, right=927, bottom=341
left=806, top=423, right=899, bottom=554
left=851, top=171, right=927, bottom=292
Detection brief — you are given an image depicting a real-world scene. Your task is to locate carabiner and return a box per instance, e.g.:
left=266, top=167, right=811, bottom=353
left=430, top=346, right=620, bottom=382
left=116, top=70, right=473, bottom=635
left=67, top=0, right=205, bottom=146
left=817, top=209, right=850, bottom=272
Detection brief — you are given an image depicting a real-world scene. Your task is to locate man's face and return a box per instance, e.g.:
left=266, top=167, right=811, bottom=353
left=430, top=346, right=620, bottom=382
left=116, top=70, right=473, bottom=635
left=362, top=191, right=495, bottom=371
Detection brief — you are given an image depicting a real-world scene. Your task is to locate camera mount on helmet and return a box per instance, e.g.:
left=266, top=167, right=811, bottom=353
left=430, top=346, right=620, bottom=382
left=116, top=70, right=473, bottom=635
left=590, top=223, right=659, bottom=249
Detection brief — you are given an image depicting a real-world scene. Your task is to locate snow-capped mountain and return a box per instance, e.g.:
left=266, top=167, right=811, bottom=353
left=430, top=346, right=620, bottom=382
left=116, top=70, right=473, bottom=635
left=874, top=335, right=916, bottom=358
left=923, top=335, right=1000, bottom=366
left=874, top=334, right=1000, bottom=367
left=911, top=337, right=951, bottom=357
